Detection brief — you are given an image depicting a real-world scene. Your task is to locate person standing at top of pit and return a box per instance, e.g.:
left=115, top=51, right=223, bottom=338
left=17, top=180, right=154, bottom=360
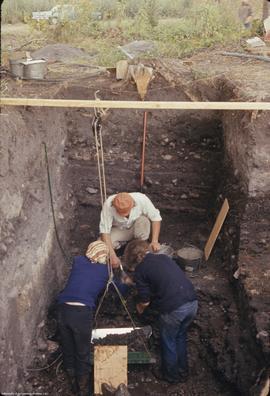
left=238, top=0, right=253, bottom=29
left=99, top=192, right=162, bottom=268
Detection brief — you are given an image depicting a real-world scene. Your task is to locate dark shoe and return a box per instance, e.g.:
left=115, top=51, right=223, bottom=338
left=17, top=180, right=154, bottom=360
left=78, top=374, right=90, bottom=396
left=66, top=370, right=80, bottom=394
left=115, top=383, right=131, bottom=395
left=179, top=370, right=189, bottom=383
left=152, top=367, right=180, bottom=384
left=165, top=375, right=181, bottom=384
left=152, top=367, right=165, bottom=381
left=101, top=383, right=116, bottom=395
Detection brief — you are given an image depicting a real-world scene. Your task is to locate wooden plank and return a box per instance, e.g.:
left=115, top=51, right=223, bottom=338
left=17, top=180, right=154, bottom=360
left=204, top=198, right=230, bottom=261
left=116, top=60, right=129, bottom=80
left=220, top=51, right=270, bottom=63
left=1, top=97, right=270, bottom=110
left=246, top=47, right=270, bottom=57
left=94, top=345, right=127, bottom=395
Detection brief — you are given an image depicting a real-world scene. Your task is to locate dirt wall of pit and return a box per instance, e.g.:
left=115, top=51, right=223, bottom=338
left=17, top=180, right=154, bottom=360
left=223, top=110, right=270, bottom=196
left=158, top=56, right=270, bottom=385
left=0, top=107, right=74, bottom=392
left=179, top=66, right=270, bottom=369
left=222, top=110, right=270, bottom=365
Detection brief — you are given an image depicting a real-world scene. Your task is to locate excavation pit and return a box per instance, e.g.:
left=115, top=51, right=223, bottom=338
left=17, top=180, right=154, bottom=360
left=1, top=61, right=269, bottom=396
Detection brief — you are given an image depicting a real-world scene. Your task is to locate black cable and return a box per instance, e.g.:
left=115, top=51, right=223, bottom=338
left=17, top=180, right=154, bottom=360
left=43, top=142, right=72, bottom=266
left=26, top=353, right=62, bottom=372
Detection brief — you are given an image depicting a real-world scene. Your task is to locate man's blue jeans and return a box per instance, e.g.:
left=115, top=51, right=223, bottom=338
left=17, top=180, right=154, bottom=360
left=159, top=300, right=198, bottom=380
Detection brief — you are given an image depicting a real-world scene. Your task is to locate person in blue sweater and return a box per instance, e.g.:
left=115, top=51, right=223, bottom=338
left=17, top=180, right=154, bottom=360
left=124, top=239, right=198, bottom=384
left=57, top=240, right=113, bottom=396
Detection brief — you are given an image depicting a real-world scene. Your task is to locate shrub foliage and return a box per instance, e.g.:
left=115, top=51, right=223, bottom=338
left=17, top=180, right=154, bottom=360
left=2, top=0, right=263, bottom=66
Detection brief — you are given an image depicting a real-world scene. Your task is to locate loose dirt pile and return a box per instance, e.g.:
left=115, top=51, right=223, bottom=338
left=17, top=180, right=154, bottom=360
left=32, top=43, right=96, bottom=63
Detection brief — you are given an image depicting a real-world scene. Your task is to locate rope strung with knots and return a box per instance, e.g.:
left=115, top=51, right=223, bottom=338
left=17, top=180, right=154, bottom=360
left=91, top=94, right=115, bottom=318
left=91, top=98, right=152, bottom=359
left=91, top=93, right=114, bottom=290
left=92, top=91, right=108, bottom=207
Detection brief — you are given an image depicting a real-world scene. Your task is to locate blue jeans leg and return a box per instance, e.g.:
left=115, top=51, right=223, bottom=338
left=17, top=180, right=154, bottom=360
left=176, top=326, right=188, bottom=373
left=160, top=300, right=198, bottom=379
left=176, top=300, right=198, bottom=373
left=160, top=321, right=179, bottom=380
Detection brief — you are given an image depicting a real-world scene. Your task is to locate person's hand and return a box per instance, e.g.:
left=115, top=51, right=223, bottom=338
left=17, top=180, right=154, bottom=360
left=110, top=252, right=121, bottom=268
left=150, top=241, right=160, bottom=252
left=136, top=302, right=150, bottom=314
left=121, top=273, right=135, bottom=286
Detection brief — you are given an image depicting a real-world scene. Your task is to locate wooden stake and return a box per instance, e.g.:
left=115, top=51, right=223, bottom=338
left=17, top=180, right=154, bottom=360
left=140, top=111, right=147, bottom=191
left=204, top=198, right=230, bottom=261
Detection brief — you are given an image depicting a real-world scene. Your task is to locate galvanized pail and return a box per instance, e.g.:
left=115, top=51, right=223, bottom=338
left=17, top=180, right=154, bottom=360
left=22, top=59, right=47, bottom=80
left=154, top=244, right=174, bottom=257
left=176, top=246, right=203, bottom=272
left=9, top=59, right=24, bottom=78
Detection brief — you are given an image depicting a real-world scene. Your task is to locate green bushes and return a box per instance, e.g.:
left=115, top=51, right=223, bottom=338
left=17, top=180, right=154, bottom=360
left=1, top=0, right=263, bottom=24
left=2, top=0, right=255, bottom=66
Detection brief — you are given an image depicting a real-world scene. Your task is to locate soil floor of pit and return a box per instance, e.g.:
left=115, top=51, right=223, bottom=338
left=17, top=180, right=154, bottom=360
left=3, top=48, right=270, bottom=396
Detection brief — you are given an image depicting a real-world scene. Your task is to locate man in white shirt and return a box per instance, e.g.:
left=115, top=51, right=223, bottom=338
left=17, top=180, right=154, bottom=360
left=99, top=192, right=162, bottom=267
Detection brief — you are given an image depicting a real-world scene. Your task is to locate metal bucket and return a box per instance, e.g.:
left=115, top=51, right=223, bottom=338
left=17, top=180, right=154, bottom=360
left=9, top=59, right=24, bottom=78
left=22, top=59, right=47, bottom=80
left=154, top=244, right=174, bottom=257
left=176, top=246, right=203, bottom=272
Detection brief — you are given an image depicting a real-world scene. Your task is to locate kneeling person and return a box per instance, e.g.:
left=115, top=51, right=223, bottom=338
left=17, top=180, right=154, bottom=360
left=99, top=192, right=162, bottom=268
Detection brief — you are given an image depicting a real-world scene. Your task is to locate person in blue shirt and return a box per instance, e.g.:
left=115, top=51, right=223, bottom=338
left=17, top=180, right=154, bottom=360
left=57, top=240, right=117, bottom=396
left=124, top=239, right=198, bottom=384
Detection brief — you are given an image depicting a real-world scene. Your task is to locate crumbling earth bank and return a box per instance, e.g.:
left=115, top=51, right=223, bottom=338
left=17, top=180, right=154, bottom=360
left=0, top=106, right=75, bottom=392
left=1, top=55, right=270, bottom=395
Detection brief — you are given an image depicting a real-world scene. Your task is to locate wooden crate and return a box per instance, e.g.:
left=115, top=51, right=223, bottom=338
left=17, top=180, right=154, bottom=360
left=94, top=345, right=127, bottom=395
